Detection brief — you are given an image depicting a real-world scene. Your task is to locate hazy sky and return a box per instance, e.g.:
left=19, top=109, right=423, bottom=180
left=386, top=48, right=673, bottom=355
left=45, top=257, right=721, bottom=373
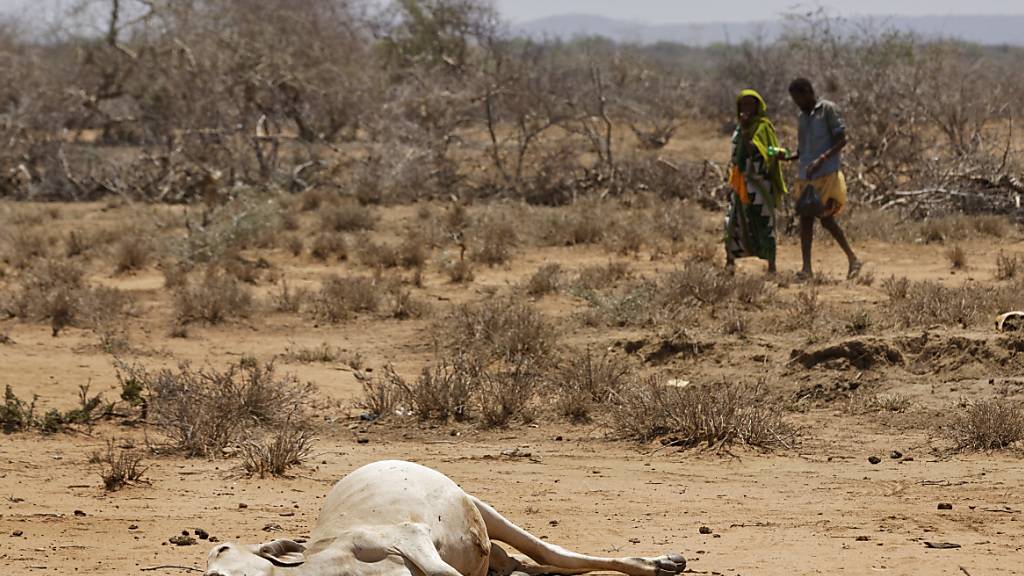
left=495, top=0, right=1024, bottom=23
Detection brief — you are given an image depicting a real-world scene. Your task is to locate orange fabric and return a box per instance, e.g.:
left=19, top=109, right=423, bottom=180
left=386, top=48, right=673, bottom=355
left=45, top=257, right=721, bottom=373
left=729, top=165, right=749, bottom=205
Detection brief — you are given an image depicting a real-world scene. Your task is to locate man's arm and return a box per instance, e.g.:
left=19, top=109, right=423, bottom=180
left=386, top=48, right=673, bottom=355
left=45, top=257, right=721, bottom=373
left=808, top=102, right=847, bottom=176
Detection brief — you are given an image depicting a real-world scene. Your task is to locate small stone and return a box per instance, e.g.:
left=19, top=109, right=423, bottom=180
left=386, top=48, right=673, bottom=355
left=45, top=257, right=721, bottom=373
left=629, top=538, right=641, bottom=544
left=238, top=503, right=249, bottom=509
left=548, top=520, right=559, bottom=527
left=902, top=457, right=915, bottom=462
left=890, top=451, right=903, bottom=460
left=699, top=526, right=713, bottom=535
left=712, top=534, right=721, bottom=539
left=128, top=525, right=139, bottom=531
left=209, top=536, right=220, bottom=543
left=938, top=503, right=953, bottom=510
left=855, top=536, right=870, bottom=542
left=195, top=528, right=210, bottom=540
left=263, top=523, right=283, bottom=533
left=170, top=535, right=196, bottom=546
left=357, top=437, right=370, bottom=444
left=555, top=436, right=563, bottom=441
left=868, top=456, right=882, bottom=465
left=73, top=510, right=86, bottom=517
left=12, top=530, right=24, bottom=537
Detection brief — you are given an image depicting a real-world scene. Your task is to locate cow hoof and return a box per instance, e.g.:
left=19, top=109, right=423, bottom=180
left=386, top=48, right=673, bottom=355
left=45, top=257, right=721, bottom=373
left=654, top=554, right=686, bottom=576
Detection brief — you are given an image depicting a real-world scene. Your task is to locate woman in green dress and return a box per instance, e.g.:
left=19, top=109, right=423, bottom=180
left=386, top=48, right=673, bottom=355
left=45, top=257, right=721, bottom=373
left=725, top=89, right=787, bottom=275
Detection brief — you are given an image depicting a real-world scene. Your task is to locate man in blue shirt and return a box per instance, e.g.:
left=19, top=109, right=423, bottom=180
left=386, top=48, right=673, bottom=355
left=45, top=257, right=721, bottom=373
left=787, top=78, right=862, bottom=280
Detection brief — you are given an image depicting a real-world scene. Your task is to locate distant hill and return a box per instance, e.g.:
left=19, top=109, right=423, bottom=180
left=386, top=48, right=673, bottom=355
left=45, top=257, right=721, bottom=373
left=515, top=14, right=1024, bottom=46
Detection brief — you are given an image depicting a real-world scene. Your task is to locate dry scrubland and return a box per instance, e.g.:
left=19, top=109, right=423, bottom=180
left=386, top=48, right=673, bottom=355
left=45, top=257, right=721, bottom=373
left=2, top=1, right=1024, bottom=575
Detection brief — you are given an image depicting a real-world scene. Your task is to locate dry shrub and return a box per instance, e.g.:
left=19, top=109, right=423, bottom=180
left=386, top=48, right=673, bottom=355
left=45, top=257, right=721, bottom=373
left=272, top=279, right=310, bottom=313
left=310, top=232, right=348, bottom=261
left=356, top=366, right=405, bottom=419
left=356, top=239, right=401, bottom=269
left=299, top=189, right=336, bottom=212
left=470, top=213, right=517, bottom=266
left=662, top=262, right=732, bottom=306
left=603, top=215, right=649, bottom=256
left=573, top=261, right=631, bottom=292
left=282, top=342, right=341, bottom=363
left=889, top=281, right=982, bottom=328
left=688, top=241, right=719, bottom=264
left=845, top=308, right=874, bottom=335
left=611, top=379, right=798, bottom=449
left=733, top=274, right=771, bottom=306
left=4, top=259, right=132, bottom=336
left=537, top=201, right=611, bottom=246
left=946, top=245, right=968, bottom=270
left=526, top=263, right=562, bottom=297
left=2, top=385, right=38, bottom=434
left=581, top=280, right=660, bottom=328
left=402, top=356, right=476, bottom=422
left=319, top=202, right=376, bottom=234
left=867, top=393, right=912, bottom=413
left=882, top=276, right=910, bottom=300
left=444, top=258, right=475, bottom=283
left=113, top=233, right=154, bottom=274
left=478, top=357, right=540, bottom=428
left=720, top=306, right=750, bottom=336
left=284, top=235, right=304, bottom=257
left=119, top=360, right=313, bottom=457
left=173, top=267, right=253, bottom=325
left=311, top=275, right=378, bottom=322
left=443, top=295, right=554, bottom=363
left=398, top=229, right=430, bottom=269
left=239, top=425, right=314, bottom=478
left=179, top=194, right=284, bottom=264
left=2, top=225, right=54, bottom=269
left=996, top=252, right=1020, bottom=281
left=161, top=259, right=191, bottom=289
left=551, top=348, right=630, bottom=423
left=790, top=287, right=821, bottom=330
left=945, top=398, right=1024, bottom=451
left=383, top=281, right=430, bottom=320
left=93, top=439, right=147, bottom=491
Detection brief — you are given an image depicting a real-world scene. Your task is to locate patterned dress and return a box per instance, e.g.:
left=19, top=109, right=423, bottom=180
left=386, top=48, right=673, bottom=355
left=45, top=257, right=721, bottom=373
left=725, top=132, right=777, bottom=263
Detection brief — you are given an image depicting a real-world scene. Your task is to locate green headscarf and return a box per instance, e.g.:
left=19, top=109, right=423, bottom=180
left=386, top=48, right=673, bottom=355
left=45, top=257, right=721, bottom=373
left=732, top=89, right=788, bottom=206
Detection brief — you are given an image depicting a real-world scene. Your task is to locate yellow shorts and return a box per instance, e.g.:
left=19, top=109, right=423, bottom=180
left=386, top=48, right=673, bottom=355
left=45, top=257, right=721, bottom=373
left=794, top=171, right=847, bottom=217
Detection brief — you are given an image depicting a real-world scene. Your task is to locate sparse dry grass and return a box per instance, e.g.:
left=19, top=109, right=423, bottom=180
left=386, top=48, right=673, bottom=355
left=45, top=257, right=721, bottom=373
left=173, top=267, right=253, bottom=325
left=945, top=398, right=1024, bottom=451
left=118, top=360, right=313, bottom=457
left=93, top=439, right=147, bottom=491
left=319, top=202, right=376, bottom=233
left=470, top=212, right=518, bottom=266
left=611, top=379, right=798, bottom=449
left=310, top=232, right=349, bottom=261
left=551, top=347, right=630, bottom=423
left=356, top=366, right=405, bottom=419
left=311, top=275, right=379, bottom=323
left=946, top=245, right=968, bottom=270
left=526, top=263, right=562, bottom=297
left=442, top=294, right=555, bottom=363
left=996, top=252, right=1020, bottom=281
left=239, top=425, right=314, bottom=478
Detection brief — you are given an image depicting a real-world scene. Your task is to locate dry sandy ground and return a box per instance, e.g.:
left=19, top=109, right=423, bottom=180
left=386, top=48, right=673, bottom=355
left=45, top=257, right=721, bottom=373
left=2, top=186, right=1024, bottom=575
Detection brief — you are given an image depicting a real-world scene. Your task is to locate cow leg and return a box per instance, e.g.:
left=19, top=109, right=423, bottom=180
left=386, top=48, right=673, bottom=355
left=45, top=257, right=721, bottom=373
left=351, top=524, right=466, bottom=576
left=471, top=497, right=685, bottom=576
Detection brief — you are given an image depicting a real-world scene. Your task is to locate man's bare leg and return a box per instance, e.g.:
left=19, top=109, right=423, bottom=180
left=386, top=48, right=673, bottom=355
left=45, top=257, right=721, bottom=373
left=799, top=215, right=815, bottom=278
left=820, top=216, right=862, bottom=278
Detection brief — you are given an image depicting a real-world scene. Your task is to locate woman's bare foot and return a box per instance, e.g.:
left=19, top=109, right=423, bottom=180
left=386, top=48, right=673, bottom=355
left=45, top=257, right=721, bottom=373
left=847, top=259, right=863, bottom=280
left=795, top=269, right=814, bottom=282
